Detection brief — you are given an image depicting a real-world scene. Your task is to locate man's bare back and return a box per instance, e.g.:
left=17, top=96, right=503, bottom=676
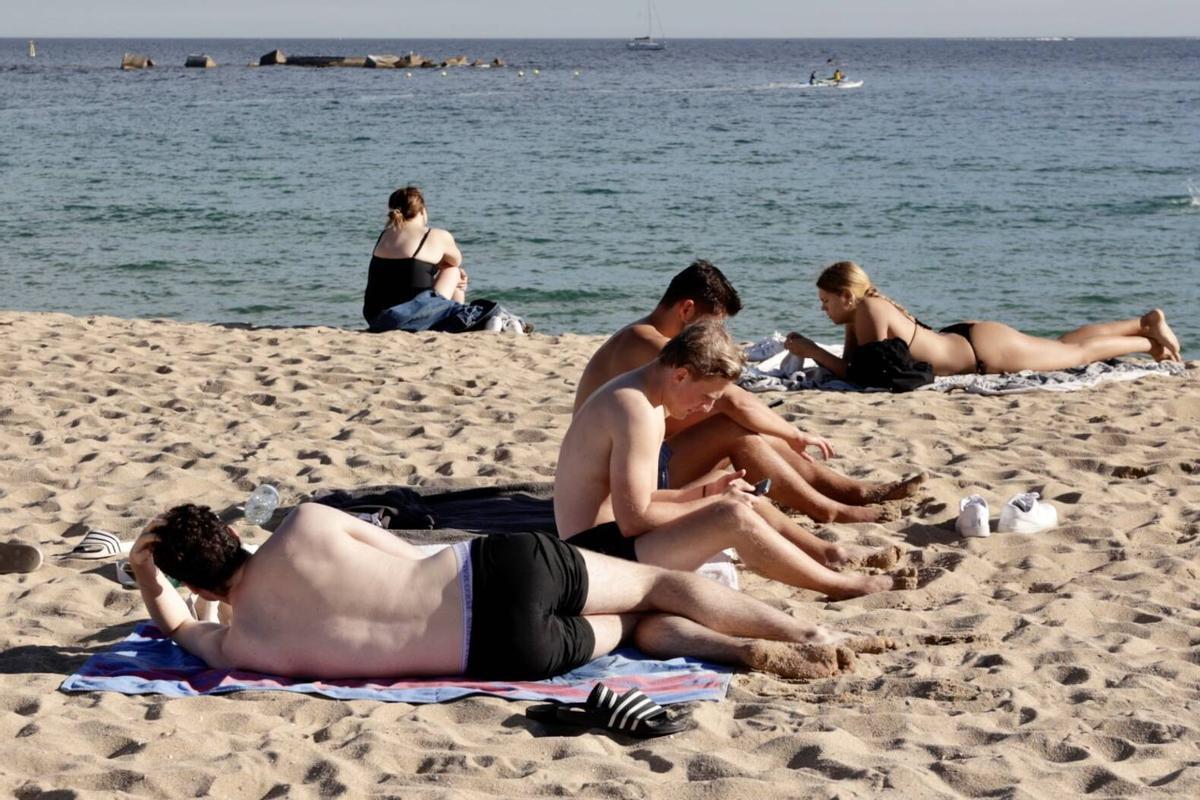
left=573, top=318, right=667, bottom=414
left=142, top=504, right=467, bottom=678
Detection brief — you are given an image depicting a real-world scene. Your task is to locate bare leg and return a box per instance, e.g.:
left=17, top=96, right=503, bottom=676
left=763, top=437, right=924, bottom=505
left=432, top=266, right=463, bottom=302
left=630, top=499, right=900, bottom=599
left=1058, top=309, right=1180, bottom=360
left=971, top=321, right=1157, bottom=374
left=632, top=614, right=854, bottom=679
left=578, top=547, right=836, bottom=642
left=754, top=499, right=904, bottom=570
left=1057, top=316, right=1143, bottom=343
left=666, top=415, right=883, bottom=523
left=585, top=614, right=640, bottom=659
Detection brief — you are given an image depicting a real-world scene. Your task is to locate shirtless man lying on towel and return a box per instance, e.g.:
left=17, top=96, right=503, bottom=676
left=131, top=502, right=892, bottom=683
left=574, top=259, right=923, bottom=528
left=556, top=319, right=915, bottom=600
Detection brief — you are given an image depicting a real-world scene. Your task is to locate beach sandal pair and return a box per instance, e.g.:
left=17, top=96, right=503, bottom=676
left=526, top=682, right=691, bottom=739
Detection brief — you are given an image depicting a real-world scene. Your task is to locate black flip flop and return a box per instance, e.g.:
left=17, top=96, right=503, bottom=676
left=526, top=682, right=691, bottom=739
left=1, top=541, right=43, bottom=574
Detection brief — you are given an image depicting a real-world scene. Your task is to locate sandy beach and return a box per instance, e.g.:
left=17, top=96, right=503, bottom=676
left=2, top=310, right=1198, bottom=798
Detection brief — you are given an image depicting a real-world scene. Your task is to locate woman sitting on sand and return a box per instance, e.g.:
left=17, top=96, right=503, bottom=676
left=363, top=186, right=467, bottom=327
left=785, top=261, right=1182, bottom=381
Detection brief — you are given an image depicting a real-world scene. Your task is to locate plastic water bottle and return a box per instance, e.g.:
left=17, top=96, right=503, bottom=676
left=243, top=484, right=279, bottom=526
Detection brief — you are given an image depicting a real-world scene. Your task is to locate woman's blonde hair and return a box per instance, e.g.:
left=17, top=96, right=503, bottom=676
left=387, top=186, right=426, bottom=229
left=816, top=261, right=921, bottom=325
left=658, top=318, right=745, bottom=380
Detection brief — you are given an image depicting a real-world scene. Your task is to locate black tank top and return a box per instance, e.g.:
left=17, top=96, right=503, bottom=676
left=362, top=228, right=439, bottom=323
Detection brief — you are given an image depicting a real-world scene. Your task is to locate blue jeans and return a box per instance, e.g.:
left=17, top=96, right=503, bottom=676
left=369, top=291, right=456, bottom=333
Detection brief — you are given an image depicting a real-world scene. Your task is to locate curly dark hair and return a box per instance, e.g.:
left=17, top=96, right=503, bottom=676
left=152, top=504, right=249, bottom=592
left=657, top=260, right=742, bottom=317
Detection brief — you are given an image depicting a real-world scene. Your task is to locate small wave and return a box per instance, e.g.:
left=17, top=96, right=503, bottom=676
left=225, top=303, right=295, bottom=314
left=489, top=286, right=641, bottom=303
left=1188, top=180, right=1200, bottom=208
left=110, top=260, right=174, bottom=272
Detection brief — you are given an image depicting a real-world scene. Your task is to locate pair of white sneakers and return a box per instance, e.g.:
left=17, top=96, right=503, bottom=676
left=956, top=492, right=1058, bottom=538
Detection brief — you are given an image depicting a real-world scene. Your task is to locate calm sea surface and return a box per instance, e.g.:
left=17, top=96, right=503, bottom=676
left=1, top=38, right=1197, bottom=345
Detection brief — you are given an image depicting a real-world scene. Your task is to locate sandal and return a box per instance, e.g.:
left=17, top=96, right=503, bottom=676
left=0, top=541, right=43, bottom=574
left=61, top=529, right=129, bottom=560
left=526, top=682, right=691, bottom=739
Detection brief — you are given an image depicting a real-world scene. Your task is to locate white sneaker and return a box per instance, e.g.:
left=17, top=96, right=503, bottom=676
left=997, top=492, right=1058, bottom=534
left=956, top=495, right=990, bottom=538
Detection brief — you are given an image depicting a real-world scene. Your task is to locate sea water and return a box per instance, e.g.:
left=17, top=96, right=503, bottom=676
left=0, top=38, right=1196, bottom=345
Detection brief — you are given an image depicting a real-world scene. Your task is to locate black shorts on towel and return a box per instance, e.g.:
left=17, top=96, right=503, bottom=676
left=466, top=532, right=595, bottom=680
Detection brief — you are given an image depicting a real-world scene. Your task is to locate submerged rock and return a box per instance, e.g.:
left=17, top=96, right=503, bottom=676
left=121, top=53, right=154, bottom=70
left=397, top=53, right=434, bottom=68
left=366, top=54, right=400, bottom=69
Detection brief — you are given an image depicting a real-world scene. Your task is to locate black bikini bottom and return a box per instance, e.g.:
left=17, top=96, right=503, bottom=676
left=939, top=323, right=986, bottom=374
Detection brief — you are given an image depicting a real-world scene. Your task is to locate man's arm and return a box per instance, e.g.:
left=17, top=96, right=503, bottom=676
left=608, top=400, right=728, bottom=535
left=130, top=531, right=232, bottom=669
left=710, top=384, right=835, bottom=460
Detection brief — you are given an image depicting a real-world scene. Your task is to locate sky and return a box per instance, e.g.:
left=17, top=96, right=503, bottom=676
left=8, top=1, right=1200, bottom=38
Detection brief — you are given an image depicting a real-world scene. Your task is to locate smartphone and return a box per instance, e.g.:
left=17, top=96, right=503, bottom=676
left=753, top=478, right=772, bottom=496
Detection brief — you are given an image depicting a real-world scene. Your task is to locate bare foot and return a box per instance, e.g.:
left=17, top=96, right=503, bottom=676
left=862, top=472, right=927, bottom=504
left=826, top=543, right=905, bottom=571
left=829, top=503, right=886, bottom=524
left=743, top=641, right=855, bottom=679
left=825, top=572, right=897, bottom=600
left=1142, top=308, right=1181, bottom=361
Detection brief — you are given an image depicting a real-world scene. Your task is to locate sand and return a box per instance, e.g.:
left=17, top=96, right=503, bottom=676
left=1, top=310, right=1198, bottom=799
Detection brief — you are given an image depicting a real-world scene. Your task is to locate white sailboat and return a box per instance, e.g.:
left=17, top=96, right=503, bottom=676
left=626, top=0, right=665, bottom=50
left=28, top=40, right=37, bottom=58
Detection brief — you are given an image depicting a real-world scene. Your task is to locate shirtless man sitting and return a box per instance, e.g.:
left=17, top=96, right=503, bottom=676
left=131, top=502, right=892, bottom=683
left=575, top=259, right=922, bottom=528
left=556, top=319, right=913, bottom=600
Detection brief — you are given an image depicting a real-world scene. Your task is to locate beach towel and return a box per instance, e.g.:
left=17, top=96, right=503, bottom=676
left=740, top=333, right=1187, bottom=395
left=60, top=624, right=731, bottom=705
left=310, top=485, right=741, bottom=588
left=310, top=482, right=557, bottom=536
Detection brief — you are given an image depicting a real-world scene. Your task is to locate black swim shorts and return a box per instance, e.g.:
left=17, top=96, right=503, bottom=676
left=565, top=521, right=639, bottom=562
left=466, top=532, right=595, bottom=680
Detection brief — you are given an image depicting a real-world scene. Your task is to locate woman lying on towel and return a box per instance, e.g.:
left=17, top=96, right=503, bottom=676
left=785, top=261, right=1182, bottom=387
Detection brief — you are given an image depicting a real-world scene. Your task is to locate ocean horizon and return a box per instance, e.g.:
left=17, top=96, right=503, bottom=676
left=1, top=37, right=1196, bottom=346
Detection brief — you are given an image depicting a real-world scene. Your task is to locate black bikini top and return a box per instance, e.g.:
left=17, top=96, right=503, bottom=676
left=363, top=228, right=439, bottom=323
